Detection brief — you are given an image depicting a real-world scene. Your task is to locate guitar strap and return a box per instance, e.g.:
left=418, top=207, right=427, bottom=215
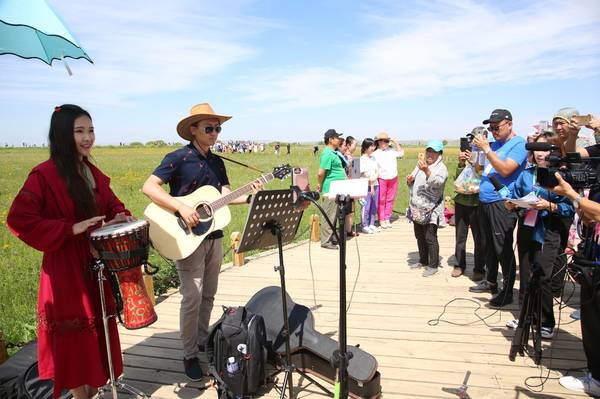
left=214, top=154, right=264, bottom=174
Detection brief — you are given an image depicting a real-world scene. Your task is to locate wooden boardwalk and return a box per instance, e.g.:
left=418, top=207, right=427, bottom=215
left=117, top=219, right=587, bottom=399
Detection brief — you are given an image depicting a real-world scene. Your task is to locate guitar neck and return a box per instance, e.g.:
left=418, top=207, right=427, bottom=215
left=212, top=173, right=274, bottom=210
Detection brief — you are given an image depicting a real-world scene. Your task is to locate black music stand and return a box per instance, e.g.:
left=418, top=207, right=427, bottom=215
left=237, top=189, right=332, bottom=399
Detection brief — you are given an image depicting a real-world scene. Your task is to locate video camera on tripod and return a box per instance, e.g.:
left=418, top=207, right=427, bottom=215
left=525, top=142, right=600, bottom=189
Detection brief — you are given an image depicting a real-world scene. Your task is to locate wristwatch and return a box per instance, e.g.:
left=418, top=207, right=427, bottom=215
left=572, top=193, right=583, bottom=209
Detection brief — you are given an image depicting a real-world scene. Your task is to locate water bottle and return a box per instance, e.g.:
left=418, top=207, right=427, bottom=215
left=226, top=356, right=239, bottom=376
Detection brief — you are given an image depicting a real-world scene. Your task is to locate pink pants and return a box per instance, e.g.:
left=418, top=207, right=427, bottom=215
left=378, top=176, right=398, bottom=222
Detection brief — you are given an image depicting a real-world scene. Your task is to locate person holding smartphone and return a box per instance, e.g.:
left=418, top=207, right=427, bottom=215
left=451, top=127, right=487, bottom=279
left=552, top=108, right=600, bottom=154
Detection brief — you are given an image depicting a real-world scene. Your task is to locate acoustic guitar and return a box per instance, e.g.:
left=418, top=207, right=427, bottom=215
left=144, top=165, right=291, bottom=260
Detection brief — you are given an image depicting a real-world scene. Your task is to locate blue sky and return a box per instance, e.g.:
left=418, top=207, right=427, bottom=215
left=1, top=0, right=599, bottom=145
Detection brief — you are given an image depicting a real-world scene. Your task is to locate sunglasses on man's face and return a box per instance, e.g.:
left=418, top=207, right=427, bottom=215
left=488, top=122, right=508, bottom=132
left=204, top=125, right=222, bottom=134
left=380, top=139, right=390, bottom=143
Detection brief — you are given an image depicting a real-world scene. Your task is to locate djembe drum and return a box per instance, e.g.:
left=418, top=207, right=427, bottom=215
left=90, top=220, right=157, bottom=329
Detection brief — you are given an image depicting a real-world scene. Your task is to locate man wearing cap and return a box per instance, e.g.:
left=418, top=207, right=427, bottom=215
left=372, top=132, right=404, bottom=228
left=142, top=103, right=262, bottom=380
left=469, top=109, right=528, bottom=307
left=407, top=140, right=448, bottom=276
left=317, top=129, right=347, bottom=249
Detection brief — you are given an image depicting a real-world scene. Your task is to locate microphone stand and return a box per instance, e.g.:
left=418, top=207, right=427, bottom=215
left=332, top=194, right=353, bottom=399
left=296, top=190, right=353, bottom=399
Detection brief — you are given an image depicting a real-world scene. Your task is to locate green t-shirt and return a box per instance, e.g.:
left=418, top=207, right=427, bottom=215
left=320, top=147, right=346, bottom=193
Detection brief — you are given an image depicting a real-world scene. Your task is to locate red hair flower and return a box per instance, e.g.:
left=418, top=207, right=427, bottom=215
left=54, top=106, right=61, bottom=113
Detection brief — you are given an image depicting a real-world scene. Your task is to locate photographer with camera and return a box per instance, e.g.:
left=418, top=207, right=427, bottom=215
left=504, top=135, right=575, bottom=340
left=468, top=109, right=528, bottom=307
left=547, top=129, right=600, bottom=395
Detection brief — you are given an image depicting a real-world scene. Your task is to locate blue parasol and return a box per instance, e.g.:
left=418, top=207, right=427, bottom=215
left=0, top=0, right=93, bottom=74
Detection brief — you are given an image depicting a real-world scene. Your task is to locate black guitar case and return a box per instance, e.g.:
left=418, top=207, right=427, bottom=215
left=0, top=340, right=72, bottom=399
left=245, top=286, right=381, bottom=399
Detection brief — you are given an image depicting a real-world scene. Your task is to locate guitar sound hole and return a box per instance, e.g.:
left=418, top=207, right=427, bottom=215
left=196, top=204, right=213, bottom=221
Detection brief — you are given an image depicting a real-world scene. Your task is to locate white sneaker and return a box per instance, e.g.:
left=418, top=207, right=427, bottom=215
left=369, top=225, right=380, bottom=233
left=540, top=326, right=554, bottom=340
left=570, top=309, right=581, bottom=320
left=506, top=319, right=519, bottom=329
left=559, top=373, right=600, bottom=396
left=361, top=226, right=374, bottom=234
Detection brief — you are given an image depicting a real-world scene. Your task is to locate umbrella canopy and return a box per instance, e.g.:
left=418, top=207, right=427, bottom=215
left=0, top=0, right=92, bottom=65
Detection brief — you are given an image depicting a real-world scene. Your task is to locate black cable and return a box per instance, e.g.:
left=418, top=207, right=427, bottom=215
left=429, top=238, right=519, bottom=328
left=301, top=196, right=340, bottom=244
left=346, top=211, right=361, bottom=314
left=427, top=298, right=505, bottom=327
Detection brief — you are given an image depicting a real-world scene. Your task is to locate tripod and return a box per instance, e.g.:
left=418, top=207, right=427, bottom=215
left=509, top=264, right=544, bottom=364
left=92, top=260, right=149, bottom=399
left=237, top=190, right=332, bottom=399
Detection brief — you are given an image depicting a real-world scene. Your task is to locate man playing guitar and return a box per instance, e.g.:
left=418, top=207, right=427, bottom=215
left=142, top=103, right=262, bottom=381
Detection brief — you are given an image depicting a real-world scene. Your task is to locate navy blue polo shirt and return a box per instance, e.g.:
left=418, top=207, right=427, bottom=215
left=153, top=144, right=230, bottom=238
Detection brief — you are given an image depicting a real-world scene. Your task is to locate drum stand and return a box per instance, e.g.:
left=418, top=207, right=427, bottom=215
left=92, top=260, right=150, bottom=399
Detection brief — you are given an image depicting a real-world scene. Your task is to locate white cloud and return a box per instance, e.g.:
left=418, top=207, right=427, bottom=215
left=0, top=0, right=277, bottom=106
left=236, top=0, right=600, bottom=110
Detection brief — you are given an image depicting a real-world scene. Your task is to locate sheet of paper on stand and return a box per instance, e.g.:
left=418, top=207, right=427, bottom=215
left=326, top=178, right=369, bottom=199
left=507, top=192, right=540, bottom=208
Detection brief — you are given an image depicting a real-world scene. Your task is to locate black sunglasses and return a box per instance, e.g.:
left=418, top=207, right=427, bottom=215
left=204, top=125, right=222, bottom=134
left=488, top=121, right=509, bottom=132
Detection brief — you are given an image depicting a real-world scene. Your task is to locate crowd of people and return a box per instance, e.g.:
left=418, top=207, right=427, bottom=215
left=315, top=107, right=600, bottom=396
left=212, top=140, right=265, bottom=153
left=316, top=130, right=405, bottom=248
left=6, top=101, right=600, bottom=397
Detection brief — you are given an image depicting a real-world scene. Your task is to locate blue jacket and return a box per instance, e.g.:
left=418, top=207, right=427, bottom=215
left=508, top=166, right=574, bottom=244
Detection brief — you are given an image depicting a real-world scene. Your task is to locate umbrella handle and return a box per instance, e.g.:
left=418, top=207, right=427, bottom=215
left=61, top=54, right=73, bottom=76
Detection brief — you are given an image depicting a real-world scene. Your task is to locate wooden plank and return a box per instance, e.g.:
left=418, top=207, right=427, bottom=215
left=116, top=219, right=585, bottom=398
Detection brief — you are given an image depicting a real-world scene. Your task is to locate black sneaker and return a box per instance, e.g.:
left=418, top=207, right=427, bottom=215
left=469, top=280, right=498, bottom=294
left=183, top=357, right=203, bottom=381
left=489, top=291, right=513, bottom=307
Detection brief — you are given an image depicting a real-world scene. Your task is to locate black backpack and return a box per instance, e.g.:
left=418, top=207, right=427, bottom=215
left=205, top=306, right=268, bottom=398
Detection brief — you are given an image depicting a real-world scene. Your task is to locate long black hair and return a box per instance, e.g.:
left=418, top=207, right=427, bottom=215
left=49, top=104, right=97, bottom=220
left=361, top=138, right=375, bottom=154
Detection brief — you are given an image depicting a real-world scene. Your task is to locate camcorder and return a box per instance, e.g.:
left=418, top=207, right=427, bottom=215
left=525, top=142, right=600, bottom=189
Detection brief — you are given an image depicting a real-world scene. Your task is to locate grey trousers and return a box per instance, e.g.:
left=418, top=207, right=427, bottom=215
left=175, top=237, right=222, bottom=359
left=320, top=198, right=339, bottom=245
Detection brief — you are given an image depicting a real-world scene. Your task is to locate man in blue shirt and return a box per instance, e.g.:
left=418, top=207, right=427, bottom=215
left=469, top=109, right=528, bottom=307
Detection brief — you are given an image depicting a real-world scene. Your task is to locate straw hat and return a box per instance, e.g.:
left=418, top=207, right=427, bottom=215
left=176, top=103, right=232, bottom=141
left=375, top=132, right=390, bottom=141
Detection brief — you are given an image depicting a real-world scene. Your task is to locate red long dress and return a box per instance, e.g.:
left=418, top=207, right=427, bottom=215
left=7, top=159, right=128, bottom=397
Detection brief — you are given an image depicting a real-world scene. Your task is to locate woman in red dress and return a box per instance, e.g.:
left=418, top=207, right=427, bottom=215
left=7, top=104, right=133, bottom=398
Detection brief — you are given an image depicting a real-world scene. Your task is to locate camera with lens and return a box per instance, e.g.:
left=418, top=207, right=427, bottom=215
left=526, top=142, right=600, bottom=189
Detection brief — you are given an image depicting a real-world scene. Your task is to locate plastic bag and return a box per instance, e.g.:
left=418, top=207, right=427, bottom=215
left=453, top=164, right=481, bottom=194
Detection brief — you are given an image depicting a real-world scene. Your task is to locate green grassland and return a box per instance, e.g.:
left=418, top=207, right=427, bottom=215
left=0, top=144, right=459, bottom=352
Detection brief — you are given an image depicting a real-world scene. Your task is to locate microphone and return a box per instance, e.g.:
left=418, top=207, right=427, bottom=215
left=525, top=142, right=559, bottom=152
left=489, top=175, right=510, bottom=199
left=291, top=186, right=319, bottom=208
left=299, top=190, right=320, bottom=202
